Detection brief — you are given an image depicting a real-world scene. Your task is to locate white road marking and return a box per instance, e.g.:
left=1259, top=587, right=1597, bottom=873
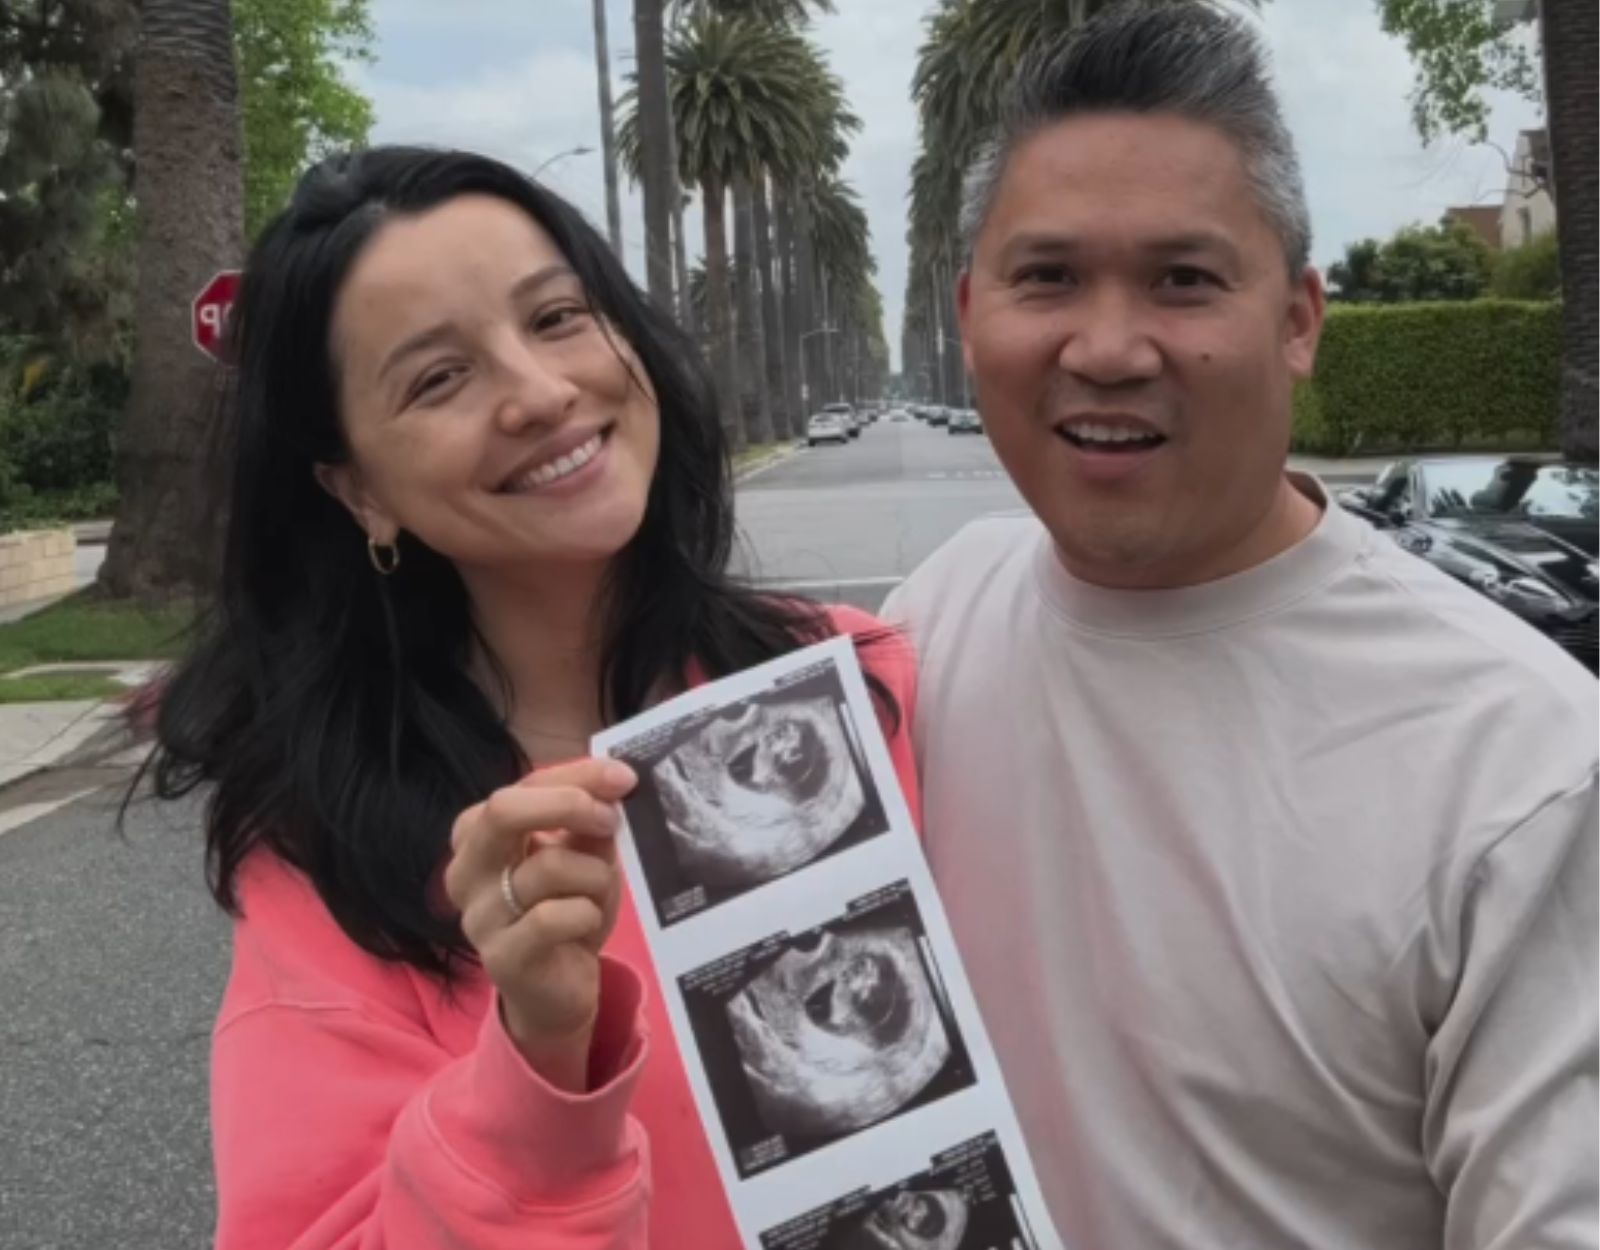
left=0, top=785, right=104, bottom=839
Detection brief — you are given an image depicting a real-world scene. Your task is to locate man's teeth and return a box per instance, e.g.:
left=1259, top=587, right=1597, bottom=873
left=1062, top=422, right=1162, bottom=447
left=507, top=433, right=603, bottom=491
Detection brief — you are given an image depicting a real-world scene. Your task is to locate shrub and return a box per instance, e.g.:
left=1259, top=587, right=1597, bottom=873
left=1490, top=231, right=1561, bottom=300
left=1292, top=300, right=1559, bottom=455
left=0, top=348, right=124, bottom=511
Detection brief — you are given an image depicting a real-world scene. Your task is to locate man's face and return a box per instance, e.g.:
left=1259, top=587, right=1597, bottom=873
left=961, top=113, right=1324, bottom=588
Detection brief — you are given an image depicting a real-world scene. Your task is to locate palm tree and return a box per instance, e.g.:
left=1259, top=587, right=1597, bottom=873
left=1537, top=0, right=1597, bottom=461
left=632, top=0, right=675, bottom=310
left=774, top=57, right=858, bottom=418
left=750, top=171, right=792, bottom=437
left=592, top=0, right=623, bottom=254
left=807, top=173, right=877, bottom=403
left=620, top=12, right=817, bottom=448
left=100, top=0, right=245, bottom=600
left=732, top=175, right=773, bottom=443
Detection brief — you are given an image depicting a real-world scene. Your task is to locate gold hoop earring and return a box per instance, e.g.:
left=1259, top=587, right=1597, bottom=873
left=367, top=537, right=400, bottom=576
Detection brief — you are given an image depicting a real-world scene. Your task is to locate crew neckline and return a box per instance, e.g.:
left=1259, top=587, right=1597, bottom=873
left=1030, top=474, right=1372, bottom=639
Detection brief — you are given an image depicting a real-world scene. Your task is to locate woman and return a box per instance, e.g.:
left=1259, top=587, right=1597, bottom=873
left=150, top=146, right=918, bottom=1248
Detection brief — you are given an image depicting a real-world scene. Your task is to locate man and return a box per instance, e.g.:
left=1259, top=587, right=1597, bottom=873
left=883, top=5, right=1598, bottom=1248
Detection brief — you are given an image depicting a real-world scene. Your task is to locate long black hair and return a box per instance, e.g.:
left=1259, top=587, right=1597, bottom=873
left=151, top=147, right=885, bottom=979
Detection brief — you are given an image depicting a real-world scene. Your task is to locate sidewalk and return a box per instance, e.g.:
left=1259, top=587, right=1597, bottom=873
left=1288, top=454, right=1390, bottom=484
left=0, top=663, right=157, bottom=793
left=0, top=697, right=139, bottom=790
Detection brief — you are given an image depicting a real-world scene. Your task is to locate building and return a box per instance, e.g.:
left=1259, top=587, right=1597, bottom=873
left=1443, top=128, right=1556, bottom=254
left=1500, top=129, right=1556, bottom=249
left=1444, top=205, right=1502, bottom=250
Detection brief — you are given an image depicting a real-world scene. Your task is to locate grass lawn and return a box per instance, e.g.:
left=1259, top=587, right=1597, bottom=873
left=732, top=440, right=796, bottom=473
left=0, top=593, right=192, bottom=704
left=0, top=672, right=127, bottom=704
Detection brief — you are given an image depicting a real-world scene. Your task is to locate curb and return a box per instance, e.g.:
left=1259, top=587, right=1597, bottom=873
left=734, top=442, right=802, bottom=484
left=0, top=678, right=159, bottom=796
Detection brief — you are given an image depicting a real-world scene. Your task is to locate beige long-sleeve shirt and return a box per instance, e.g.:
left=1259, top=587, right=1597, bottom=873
left=884, top=483, right=1597, bottom=1249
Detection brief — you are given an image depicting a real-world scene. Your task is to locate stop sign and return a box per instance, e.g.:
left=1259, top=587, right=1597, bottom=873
left=192, top=270, right=242, bottom=361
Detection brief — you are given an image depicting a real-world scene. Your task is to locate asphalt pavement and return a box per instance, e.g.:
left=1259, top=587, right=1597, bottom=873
left=0, top=782, right=223, bottom=1248
left=734, top=416, right=1025, bottom=612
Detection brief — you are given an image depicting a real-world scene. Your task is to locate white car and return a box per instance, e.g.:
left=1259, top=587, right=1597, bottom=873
left=820, top=402, right=860, bottom=438
left=806, top=412, right=849, bottom=446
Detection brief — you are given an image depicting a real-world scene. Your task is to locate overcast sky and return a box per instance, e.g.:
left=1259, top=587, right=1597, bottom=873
left=354, top=0, right=1542, bottom=371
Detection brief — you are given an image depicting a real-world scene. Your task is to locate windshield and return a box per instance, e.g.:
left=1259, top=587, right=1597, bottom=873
left=1422, top=462, right=1599, bottom=523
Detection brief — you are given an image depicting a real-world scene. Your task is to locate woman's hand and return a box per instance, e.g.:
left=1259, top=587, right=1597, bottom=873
left=444, top=757, right=637, bottom=1092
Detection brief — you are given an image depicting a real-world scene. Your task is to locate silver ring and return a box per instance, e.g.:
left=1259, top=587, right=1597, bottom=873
left=500, top=864, right=529, bottom=922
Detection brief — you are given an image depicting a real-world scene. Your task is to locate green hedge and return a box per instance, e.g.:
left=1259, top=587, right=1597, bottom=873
left=1292, top=300, right=1559, bottom=456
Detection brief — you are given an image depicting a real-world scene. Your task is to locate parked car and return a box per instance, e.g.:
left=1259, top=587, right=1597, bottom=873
left=926, top=406, right=950, bottom=427
left=806, top=411, right=849, bottom=446
left=947, top=408, right=983, bottom=434
left=820, top=402, right=860, bottom=438
left=1340, top=456, right=1598, bottom=671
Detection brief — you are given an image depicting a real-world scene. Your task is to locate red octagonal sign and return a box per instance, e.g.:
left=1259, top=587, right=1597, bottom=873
left=192, top=269, right=242, bottom=361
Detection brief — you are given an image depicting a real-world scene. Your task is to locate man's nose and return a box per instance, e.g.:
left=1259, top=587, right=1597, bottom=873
left=1056, top=287, right=1162, bottom=387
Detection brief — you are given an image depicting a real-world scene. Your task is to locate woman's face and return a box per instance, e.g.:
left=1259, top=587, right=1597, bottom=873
left=323, top=194, right=659, bottom=574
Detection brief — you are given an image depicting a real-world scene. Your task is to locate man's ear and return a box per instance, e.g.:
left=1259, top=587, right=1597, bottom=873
left=313, top=461, right=397, bottom=544
left=1285, top=264, right=1326, bottom=381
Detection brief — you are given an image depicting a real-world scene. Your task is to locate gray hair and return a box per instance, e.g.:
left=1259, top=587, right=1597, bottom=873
left=957, top=2, right=1312, bottom=275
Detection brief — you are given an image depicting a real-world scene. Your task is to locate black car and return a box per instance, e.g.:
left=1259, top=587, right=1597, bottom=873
left=1340, top=456, right=1598, bottom=671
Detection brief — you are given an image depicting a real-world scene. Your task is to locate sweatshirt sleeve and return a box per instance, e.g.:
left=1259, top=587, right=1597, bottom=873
left=826, top=602, right=921, bottom=831
left=1422, top=768, right=1599, bottom=1250
left=211, top=954, right=652, bottom=1250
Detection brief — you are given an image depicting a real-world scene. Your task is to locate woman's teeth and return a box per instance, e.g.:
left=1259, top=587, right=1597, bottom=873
left=505, top=432, right=604, bottom=492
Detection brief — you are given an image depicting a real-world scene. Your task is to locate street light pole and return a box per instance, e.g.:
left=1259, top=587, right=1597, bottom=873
left=532, top=145, right=594, bottom=179
left=799, top=325, right=838, bottom=410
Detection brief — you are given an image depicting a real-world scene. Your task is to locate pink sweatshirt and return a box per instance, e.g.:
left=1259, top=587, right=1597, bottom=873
left=211, top=608, right=919, bottom=1249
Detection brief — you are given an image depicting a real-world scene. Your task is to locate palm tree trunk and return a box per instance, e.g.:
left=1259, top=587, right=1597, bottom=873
left=669, top=135, right=693, bottom=331
left=752, top=175, right=791, bottom=440
left=793, top=190, right=821, bottom=410
left=774, top=189, right=805, bottom=426
left=671, top=192, right=697, bottom=340
left=592, top=0, right=623, bottom=255
left=927, top=279, right=949, bottom=405
left=732, top=177, right=773, bottom=446
left=817, top=268, right=834, bottom=402
left=938, top=251, right=963, bottom=404
left=702, top=176, right=744, bottom=451
left=633, top=0, right=675, bottom=310
left=1540, top=0, right=1597, bottom=461
left=101, top=0, right=245, bottom=601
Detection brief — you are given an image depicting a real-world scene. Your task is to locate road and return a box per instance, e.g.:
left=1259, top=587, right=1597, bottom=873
left=0, top=416, right=1016, bottom=1247
left=734, top=416, right=1023, bottom=611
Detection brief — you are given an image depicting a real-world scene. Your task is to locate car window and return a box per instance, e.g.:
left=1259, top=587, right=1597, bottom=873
left=1522, top=467, right=1599, bottom=520
left=1369, top=465, right=1410, bottom=513
left=1422, top=461, right=1599, bottom=521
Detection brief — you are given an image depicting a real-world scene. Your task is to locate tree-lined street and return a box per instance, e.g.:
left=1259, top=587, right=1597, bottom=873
left=735, top=418, right=1022, bottom=610
left=0, top=0, right=1594, bottom=1242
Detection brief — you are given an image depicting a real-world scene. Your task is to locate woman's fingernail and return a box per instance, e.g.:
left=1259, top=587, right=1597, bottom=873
left=605, top=759, right=637, bottom=789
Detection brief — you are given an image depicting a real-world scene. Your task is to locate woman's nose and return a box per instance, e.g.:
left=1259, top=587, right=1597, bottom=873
left=492, top=336, right=580, bottom=432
